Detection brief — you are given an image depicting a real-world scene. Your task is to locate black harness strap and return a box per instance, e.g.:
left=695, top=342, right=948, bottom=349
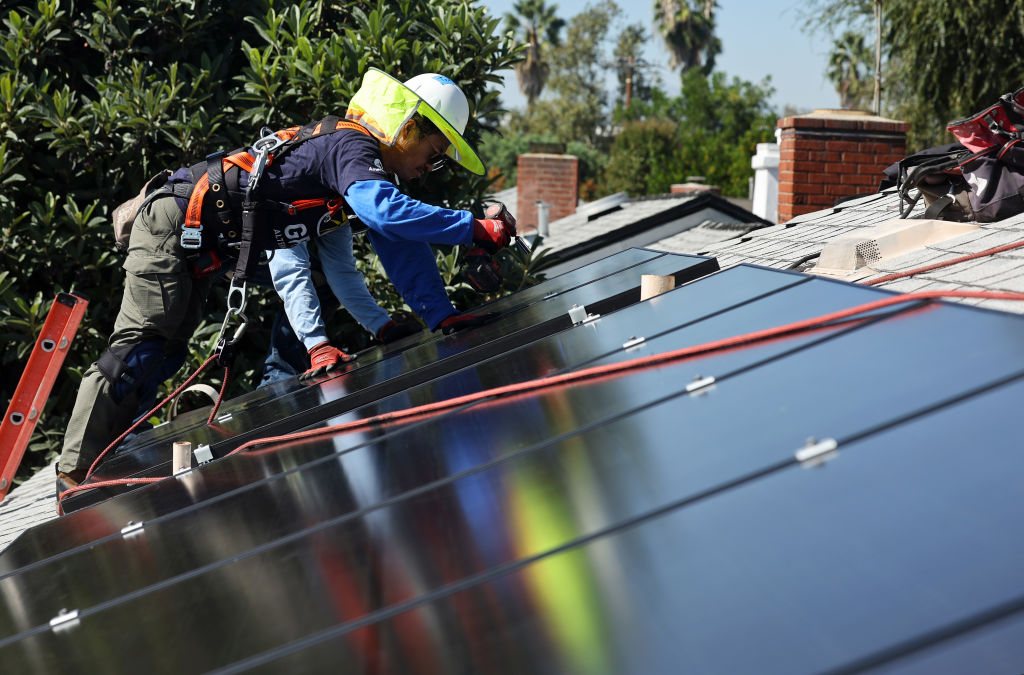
left=205, top=150, right=236, bottom=233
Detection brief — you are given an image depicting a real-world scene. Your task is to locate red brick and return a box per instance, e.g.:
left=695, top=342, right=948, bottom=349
left=841, top=173, right=876, bottom=186
left=825, top=140, right=859, bottom=152
left=793, top=181, right=824, bottom=195
left=841, top=152, right=872, bottom=164
left=790, top=160, right=820, bottom=173
left=823, top=163, right=850, bottom=174
left=779, top=148, right=808, bottom=161
left=782, top=117, right=827, bottom=130
left=824, top=183, right=857, bottom=196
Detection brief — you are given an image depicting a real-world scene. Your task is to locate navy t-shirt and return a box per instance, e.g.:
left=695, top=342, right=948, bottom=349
left=168, top=127, right=463, bottom=327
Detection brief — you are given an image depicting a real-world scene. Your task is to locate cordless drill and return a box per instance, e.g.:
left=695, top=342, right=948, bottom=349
left=460, top=202, right=529, bottom=293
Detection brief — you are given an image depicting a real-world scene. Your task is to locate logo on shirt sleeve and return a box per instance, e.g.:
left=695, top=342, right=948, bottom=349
left=369, top=158, right=385, bottom=174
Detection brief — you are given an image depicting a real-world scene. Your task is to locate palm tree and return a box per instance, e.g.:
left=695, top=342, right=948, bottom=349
left=505, top=0, right=566, bottom=108
left=652, top=0, right=720, bottom=74
left=826, top=31, right=873, bottom=109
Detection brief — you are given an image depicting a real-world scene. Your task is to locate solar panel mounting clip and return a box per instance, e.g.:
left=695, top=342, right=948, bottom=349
left=685, top=375, right=716, bottom=394
left=795, top=438, right=839, bottom=467
left=49, top=608, right=80, bottom=631
left=622, top=336, right=646, bottom=349
left=121, top=521, right=144, bottom=537
left=194, top=444, right=214, bottom=465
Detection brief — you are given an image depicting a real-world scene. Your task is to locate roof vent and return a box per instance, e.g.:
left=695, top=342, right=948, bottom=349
left=809, top=218, right=979, bottom=280
left=579, top=192, right=628, bottom=221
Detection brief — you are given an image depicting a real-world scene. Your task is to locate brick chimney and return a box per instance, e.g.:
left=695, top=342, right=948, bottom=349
left=516, top=153, right=579, bottom=232
left=777, top=110, right=908, bottom=223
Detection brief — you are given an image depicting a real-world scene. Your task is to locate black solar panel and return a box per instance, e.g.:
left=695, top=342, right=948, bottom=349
left=2, top=254, right=1024, bottom=673
left=67, top=250, right=717, bottom=509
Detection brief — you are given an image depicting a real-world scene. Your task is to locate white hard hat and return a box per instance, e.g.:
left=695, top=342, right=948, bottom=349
left=403, top=73, right=470, bottom=134
left=346, top=68, right=484, bottom=175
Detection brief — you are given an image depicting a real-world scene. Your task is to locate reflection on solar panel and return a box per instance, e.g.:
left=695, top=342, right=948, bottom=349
left=3, top=251, right=1024, bottom=672
left=66, top=249, right=717, bottom=511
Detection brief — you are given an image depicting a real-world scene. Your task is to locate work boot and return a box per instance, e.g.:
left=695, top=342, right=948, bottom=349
left=56, top=466, right=87, bottom=499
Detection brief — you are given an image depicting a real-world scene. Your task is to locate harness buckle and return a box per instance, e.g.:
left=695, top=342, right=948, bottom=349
left=180, top=225, right=203, bottom=249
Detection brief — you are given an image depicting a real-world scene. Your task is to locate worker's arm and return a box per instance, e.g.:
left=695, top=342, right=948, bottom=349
left=267, top=242, right=330, bottom=351
left=344, top=179, right=473, bottom=245
left=315, top=225, right=391, bottom=336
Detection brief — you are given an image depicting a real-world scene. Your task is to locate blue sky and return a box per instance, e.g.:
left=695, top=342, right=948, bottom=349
left=478, top=0, right=840, bottom=114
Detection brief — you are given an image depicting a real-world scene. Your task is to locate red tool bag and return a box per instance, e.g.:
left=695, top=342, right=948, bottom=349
left=889, top=86, right=1024, bottom=222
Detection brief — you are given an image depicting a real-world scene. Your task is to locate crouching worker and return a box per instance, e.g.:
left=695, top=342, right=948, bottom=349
left=57, top=67, right=517, bottom=487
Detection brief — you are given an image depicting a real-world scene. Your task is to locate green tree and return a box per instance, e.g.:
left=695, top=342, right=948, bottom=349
left=0, top=0, right=519, bottom=482
left=801, top=0, right=1024, bottom=149
left=515, top=0, right=621, bottom=147
left=826, top=30, right=873, bottom=109
left=504, top=0, right=565, bottom=109
left=602, top=70, right=777, bottom=197
left=653, top=0, right=720, bottom=74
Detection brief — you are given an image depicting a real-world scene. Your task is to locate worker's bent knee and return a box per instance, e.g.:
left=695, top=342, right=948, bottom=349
left=97, top=339, right=170, bottom=403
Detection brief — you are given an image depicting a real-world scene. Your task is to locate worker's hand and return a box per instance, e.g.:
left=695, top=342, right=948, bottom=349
left=299, top=341, right=353, bottom=381
left=472, top=218, right=514, bottom=253
left=376, top=317, right=421, bottom=344
left=436, top=312, right=499, bottom=335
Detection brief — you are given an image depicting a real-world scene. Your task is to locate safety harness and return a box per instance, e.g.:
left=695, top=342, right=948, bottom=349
left=145, top=115, right=374, bottom=363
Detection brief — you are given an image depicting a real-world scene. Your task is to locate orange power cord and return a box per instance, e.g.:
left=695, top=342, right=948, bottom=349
left=56, top=289, right=1024, bottom=514
left=864, top=239, right=1024, bottom=286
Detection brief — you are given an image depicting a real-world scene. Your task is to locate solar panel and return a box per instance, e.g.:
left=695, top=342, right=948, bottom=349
left=6, top=265, right=831, bottom=562
left=3, top=256, right=1024, bottom=672
left=68, top=251, right=716, bottom=509
left=227, top=373, right=1024, bottom=674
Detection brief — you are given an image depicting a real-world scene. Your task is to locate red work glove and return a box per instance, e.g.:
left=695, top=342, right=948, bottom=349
left=376, top=318, right=421, bottom=344
left=437, top=312, right=499, bottom=335
left=471, top=219, right=512, bottom=253
left=299, top=341, right=352, bottom=381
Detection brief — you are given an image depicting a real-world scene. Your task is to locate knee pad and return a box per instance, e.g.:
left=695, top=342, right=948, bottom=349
left=97, top=340, right=167, bottom=403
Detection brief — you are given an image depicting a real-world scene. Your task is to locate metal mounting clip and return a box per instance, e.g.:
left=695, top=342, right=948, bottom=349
left=795, top=438, right=839, bottom=467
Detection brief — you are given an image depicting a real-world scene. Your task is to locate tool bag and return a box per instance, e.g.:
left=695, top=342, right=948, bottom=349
left=888, top=86, right=1024, bottom=222
left=110, top=170, right=173, bottom=252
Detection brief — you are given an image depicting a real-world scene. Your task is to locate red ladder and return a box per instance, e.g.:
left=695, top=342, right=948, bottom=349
left=0, top=292, right=89, bottom=500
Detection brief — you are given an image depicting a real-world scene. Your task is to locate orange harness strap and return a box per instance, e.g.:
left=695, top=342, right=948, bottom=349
left=182, top=121, right=371, bottom=235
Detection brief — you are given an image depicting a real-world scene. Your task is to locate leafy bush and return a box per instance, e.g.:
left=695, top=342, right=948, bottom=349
left=0, top=0, right=520, bottom=482
left=600, top=70, right=777, bottom=197
left=601, top=119, right=682, bottom=196
left=478, top=129, right=605, bottom=195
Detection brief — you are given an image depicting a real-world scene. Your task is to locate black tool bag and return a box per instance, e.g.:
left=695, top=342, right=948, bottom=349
left=885, top=86, right=1024, bottom=222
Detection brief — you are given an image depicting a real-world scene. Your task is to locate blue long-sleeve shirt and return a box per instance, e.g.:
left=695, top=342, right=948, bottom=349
left=268, top=225, right=391, bottom=350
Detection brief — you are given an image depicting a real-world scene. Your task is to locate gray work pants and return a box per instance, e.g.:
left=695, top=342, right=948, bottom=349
left=59, top=197, right=211, bottom=473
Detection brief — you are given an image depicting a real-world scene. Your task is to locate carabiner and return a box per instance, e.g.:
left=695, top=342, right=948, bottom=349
left=214, top=308, right=248, bottom=367
left=247, top=129, right=287, bottom=195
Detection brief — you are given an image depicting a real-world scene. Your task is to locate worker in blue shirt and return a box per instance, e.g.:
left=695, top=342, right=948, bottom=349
left=260, top=68, right=515, bottom=379
left=58, top=67, right=516, bottom=488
